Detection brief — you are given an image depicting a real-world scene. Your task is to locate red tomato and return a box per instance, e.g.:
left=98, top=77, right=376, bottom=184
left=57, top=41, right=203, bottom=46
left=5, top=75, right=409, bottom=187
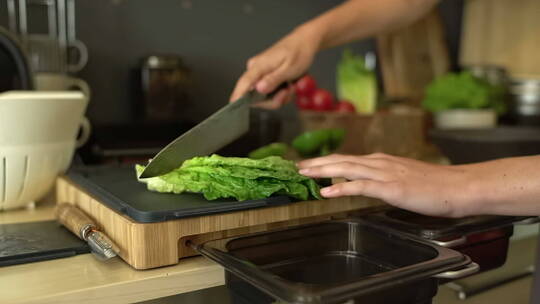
left=311, top=89, right=335, bottom=111
left=295, top=75, right=317, bottom=97
left=296, top=95, right=313, bottom=110
left=334, top=101, right=356, bottom=113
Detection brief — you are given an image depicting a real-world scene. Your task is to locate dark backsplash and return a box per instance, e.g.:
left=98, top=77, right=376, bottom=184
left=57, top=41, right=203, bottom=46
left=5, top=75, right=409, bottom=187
left=1, top=0, right=463, bottom=128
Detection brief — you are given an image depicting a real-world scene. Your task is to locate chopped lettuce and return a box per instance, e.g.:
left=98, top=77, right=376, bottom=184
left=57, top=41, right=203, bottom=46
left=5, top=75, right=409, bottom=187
left=136, top=155, right=322, bottom=201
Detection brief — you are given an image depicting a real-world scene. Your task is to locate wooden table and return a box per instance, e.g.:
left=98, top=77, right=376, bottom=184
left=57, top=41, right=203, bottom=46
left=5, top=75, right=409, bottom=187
left=0, top=200, right=224, bottom=304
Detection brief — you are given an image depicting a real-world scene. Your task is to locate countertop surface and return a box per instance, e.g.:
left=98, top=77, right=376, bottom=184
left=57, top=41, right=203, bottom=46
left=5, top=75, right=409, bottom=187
left=0, top=200, right=224, bottom=304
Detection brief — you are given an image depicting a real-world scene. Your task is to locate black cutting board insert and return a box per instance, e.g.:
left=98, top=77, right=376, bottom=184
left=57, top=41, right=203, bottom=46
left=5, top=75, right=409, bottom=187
left=67, top=166, right=292, bottom=223
left=0, top=220, right=89, bottom=267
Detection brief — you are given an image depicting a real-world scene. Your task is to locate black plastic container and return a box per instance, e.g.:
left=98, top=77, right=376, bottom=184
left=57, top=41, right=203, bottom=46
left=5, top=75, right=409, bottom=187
left=194, top=219, right=474, bottom=304
left=360, top=208, right=529, bottom=272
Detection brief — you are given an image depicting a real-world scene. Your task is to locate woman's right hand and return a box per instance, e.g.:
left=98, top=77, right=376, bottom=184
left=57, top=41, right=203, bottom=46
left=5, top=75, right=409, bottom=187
left=229, top=26, right=322, bottom=109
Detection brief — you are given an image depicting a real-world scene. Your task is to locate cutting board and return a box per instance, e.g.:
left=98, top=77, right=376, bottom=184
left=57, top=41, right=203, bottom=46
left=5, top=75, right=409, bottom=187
left=67, top=167, right=293, bottom=223
left=0, top=220, right=89, bottom=266
left=460, top=0, right=540, bottom=79
left=56, top=167, right=384, bottom=269
left=376, top=8, right=450, bottom=104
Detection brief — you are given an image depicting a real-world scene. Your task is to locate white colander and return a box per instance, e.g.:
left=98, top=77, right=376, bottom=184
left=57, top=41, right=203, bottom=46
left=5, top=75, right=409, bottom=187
left=0, top=91, right=89, bottom=211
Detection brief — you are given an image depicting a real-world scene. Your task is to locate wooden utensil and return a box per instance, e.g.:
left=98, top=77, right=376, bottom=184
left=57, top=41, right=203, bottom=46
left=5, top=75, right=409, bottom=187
left=460, top=0, right=540, bottom=79
left=376, top=8, right=450, bottom=105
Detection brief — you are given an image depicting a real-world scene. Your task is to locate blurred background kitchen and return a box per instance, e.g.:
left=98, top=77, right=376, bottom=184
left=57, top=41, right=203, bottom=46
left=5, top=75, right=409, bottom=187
left=1, top=0, right=540, bottom=303
left=0, top=0, right=464, bottom=164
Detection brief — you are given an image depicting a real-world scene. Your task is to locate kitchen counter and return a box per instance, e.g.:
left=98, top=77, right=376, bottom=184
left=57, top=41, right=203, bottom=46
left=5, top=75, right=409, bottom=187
left=0, top=199, right=224, bottom=304
left=0, top=149, right=447, bottom=304
left=0, top=195, right=384, bottom=304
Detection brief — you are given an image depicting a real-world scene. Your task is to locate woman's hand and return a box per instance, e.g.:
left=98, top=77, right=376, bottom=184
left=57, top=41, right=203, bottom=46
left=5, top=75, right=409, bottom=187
left=229, top=26, right=322, bottom=109
left=298, top=153, right=540, bottom=218
left=297, top=153, right=472, bottom=217
left=229, top=0, right=440, bottom=108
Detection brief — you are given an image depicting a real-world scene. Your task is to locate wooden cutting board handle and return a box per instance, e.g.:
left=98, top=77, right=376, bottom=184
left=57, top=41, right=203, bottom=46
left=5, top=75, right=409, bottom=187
left=55, top=203, right=95, bottom=240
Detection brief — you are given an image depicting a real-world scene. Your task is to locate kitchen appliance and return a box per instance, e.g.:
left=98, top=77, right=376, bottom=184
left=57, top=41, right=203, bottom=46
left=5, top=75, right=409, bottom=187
left=191, top=219, right=477, bottom=304
left=56, top=165, right=384, bottom=269
left=508, top=78, right=540, bottom=125
left=0, top=91, right=89, bottom=210
left=56, top=203, right=119, bottom=260
left=137, top=55, right=191, bottom=123
left=0, top=220, right=89, bottom=267
left=429, top=126, right=540, bottom=164
left=0, top=26, right=34, bottom=92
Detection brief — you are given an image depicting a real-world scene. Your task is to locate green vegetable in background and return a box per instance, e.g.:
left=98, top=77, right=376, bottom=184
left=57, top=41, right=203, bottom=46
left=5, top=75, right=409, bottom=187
left=329, top=128, right=346, bottom=150
left=337, top=49, right=377, bottom=114
left=136, top=155, right=322, bottom=201
left=248, top=142, right=288, bottom=159
left=422, top=71, right=507, bottom=114
left=292, top=128, right=346, bottom=158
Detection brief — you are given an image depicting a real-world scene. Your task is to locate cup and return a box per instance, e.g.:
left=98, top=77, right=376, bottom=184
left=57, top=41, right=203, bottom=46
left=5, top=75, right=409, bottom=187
left=33, top=73, right=91, bottom=147
left=34, top=73, right=91, bottom=98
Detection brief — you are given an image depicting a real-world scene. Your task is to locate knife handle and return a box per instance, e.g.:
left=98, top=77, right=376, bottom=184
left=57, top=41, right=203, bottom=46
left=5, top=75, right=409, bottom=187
left=55, top=203, right=96, bottom=240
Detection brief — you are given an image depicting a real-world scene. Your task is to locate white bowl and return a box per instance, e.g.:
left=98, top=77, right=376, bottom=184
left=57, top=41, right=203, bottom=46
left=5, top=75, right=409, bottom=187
left=0, top=91, right=89, bottom=210
left=434, top=109, right=497, bottom=130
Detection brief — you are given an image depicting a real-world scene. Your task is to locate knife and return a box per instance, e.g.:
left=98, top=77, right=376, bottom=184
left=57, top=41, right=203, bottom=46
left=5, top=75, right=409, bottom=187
left=139, top=82, right=294, bottom=178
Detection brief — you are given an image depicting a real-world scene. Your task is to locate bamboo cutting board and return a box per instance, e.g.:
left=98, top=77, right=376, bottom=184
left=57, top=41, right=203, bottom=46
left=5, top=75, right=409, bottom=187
left=460, top=0, right=540, bottom=79
left=56, top=176, right=384, bottom=270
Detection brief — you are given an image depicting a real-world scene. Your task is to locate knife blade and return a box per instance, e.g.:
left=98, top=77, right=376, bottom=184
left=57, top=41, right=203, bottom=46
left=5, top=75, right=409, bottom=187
left=139, top=90, right=273, bottom=178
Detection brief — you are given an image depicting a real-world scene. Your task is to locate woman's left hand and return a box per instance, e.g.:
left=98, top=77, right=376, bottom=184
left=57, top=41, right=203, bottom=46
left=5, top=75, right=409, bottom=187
left=297, top=153, right=472, bottom=217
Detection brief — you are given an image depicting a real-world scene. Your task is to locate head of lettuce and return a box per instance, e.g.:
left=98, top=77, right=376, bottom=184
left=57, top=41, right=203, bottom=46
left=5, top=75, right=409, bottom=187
left=422, top=71, right=506, bottom=114
left=136, top=155, right=322, bottom=201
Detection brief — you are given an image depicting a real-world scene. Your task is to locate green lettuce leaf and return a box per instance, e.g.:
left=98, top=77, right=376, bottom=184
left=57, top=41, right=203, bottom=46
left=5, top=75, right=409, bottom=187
left=136, top=155, right=322, bottom=201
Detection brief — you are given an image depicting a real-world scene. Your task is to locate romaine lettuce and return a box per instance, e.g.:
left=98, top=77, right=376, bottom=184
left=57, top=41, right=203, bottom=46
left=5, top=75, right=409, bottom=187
left=136, top=155, right=322, bottom=201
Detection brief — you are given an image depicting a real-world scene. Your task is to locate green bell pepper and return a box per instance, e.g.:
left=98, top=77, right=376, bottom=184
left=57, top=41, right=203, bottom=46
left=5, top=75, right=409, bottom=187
left=292, top=128, right=346, bottom=158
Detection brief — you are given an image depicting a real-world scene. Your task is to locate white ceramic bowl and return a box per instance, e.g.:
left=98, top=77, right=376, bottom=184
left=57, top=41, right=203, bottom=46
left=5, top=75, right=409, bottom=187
left=434, top=109, right=497, bottom=130
left=0, top=91, right=89, bottom=210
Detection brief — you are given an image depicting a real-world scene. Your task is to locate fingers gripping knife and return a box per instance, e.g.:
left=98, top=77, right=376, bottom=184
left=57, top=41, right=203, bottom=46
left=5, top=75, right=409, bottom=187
left=56, top=203, right=120, bottom=260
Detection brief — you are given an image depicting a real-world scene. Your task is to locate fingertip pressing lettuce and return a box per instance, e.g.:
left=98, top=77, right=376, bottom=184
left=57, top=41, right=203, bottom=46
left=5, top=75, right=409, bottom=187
left=136, top=155, right=322, bottom=201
